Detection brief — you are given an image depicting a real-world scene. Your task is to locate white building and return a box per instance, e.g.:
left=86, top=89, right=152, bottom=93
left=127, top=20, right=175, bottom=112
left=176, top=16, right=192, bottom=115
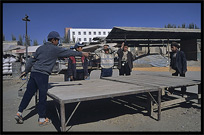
left=67, top=28, right=112, bottom=43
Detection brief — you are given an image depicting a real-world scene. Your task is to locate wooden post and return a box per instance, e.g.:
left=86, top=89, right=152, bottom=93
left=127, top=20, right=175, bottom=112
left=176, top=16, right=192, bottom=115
left=146, top=92, right=153, bottom=116
left=167, top=39, right=170, bottom=63
left=124, top=32, right=126, bottom=43
left=147, top=39, right=150, bottom=54
left=60, top=101, right=66, bottom=132
left=198, top=84, right=201, bottom=104
left=162, top=40, right=164, bottom=56
left=157, top=89, right=161, bottom=121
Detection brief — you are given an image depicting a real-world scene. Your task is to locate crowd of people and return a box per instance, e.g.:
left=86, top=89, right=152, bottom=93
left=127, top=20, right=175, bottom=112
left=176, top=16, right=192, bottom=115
left=66, top=41, right=134, bottom=80
left=15, top=31, right=187, bottom=127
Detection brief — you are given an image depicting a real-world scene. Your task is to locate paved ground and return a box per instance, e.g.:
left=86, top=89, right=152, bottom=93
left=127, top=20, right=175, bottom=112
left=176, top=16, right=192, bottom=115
left=2, top=67, right=202, bottom=132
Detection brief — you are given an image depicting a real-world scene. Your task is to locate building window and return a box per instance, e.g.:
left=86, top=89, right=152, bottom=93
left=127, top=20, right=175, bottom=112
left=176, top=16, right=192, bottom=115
left=78, top=32, right=81, bottom=35
left=84, top=32, right=86, bottom=35
left=89, top=32, right=91, bottom=35
left=94, top=32, right=96, bottom=35
left=103, top=31, right=106, bottom=35
left=72, top=32, right=75, bottom=35
left=79, top=38, right=81, bottom=41
left=89, top=38, right=92, bottom=42
left=98, top=32, right=101, bottom=35
left=84, top=38, right=87, bottom=41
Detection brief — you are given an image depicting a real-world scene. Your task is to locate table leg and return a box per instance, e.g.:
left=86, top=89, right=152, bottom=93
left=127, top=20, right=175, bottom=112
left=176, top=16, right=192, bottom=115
left=146, top=92, right=153, bottom=116
left=158, top=89, right=161, bottom=121
left=198, top=84, right=201, bottom=104
left=60, top=101, right=66, bottom=132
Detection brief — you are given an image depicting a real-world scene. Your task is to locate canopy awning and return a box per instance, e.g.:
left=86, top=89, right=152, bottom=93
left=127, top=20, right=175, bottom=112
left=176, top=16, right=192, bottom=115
left=106, top=27, right=201, bottom=40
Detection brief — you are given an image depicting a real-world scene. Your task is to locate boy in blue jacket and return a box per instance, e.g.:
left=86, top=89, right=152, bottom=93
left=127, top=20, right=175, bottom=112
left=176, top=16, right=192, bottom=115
left=67, top=43, right=89, bottom=81
left=15, top=31, right=89, bottom=126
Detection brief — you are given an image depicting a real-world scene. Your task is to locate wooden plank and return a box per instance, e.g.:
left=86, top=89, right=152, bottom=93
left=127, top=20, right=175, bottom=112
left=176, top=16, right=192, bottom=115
left=135, top=76, right=197, bottom=86
left=102, top=77, right=161, bottom=88
left=146, top=92, right=153, bottom=116
left=198, top=84, right=201, bottom=104
left=158, top=89, right=161, bottom=121
left=104, top=74, right=195, bottom=85
left=137, top=74, right=200, bottom=86
left=60, top=101, right=66, bottom=132
left=120, top=74, right=199, bottom=85
left=153, top=95, right=198, bottom=109
left=103, top=78, right=197, bottom=89
left=103, top=74, right=200, bottom=89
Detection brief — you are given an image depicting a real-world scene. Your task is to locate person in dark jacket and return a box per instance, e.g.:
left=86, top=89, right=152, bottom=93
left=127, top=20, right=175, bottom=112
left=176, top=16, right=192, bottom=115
left=117, top=42, right=134, bottom=76
left=67, top=43, right=89, bottom=81
left=15, top=31, right=89, bottom=126
left=169, top=42, right=187, bottom=97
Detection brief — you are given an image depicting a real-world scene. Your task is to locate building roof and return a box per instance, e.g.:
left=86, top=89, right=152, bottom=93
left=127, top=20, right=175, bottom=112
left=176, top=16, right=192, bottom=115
left=12, top=46, right=40, bottom=54
left=106, top=27, right=201, bottom=40
left=3, top=44, right=25, bottom=52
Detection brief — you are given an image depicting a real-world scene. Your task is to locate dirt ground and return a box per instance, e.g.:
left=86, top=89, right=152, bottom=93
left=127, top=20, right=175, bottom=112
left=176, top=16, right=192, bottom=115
left=133, top=66, right=201, bottom=72
left=2, top=67, right=202, bottom=133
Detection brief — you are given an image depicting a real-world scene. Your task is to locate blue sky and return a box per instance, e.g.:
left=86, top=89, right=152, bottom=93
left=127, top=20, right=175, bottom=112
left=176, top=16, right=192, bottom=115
left=3, top=3, right=201, bottom=45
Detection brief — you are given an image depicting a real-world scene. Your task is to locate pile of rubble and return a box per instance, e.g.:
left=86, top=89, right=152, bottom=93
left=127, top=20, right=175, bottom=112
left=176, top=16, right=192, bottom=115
left=133, top=54, right=169, bottom=67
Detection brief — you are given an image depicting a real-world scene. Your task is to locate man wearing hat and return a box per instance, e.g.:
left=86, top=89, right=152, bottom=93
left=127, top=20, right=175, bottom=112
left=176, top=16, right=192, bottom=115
left=67, top=42, right=89, bottom=81
left=169, top=42, right=187, bottom=97
left=117, top=42, right=134, bottom=76
left=15, top=31, right=89, bottom=126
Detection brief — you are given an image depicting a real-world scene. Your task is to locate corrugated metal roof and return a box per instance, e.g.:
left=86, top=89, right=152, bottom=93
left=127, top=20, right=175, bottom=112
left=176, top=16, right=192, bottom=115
left=106, top=27, right=201, bottom=39
left=114, top=27, right=201, bottom=33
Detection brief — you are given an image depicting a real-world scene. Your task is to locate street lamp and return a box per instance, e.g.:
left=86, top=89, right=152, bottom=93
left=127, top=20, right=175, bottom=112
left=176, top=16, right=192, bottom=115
left=22, top=14, right=30, bottom=82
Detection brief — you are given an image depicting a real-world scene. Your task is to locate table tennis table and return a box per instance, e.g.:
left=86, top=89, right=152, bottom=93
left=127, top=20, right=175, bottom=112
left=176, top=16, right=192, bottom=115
left=47, top=73, right=200, bottom=132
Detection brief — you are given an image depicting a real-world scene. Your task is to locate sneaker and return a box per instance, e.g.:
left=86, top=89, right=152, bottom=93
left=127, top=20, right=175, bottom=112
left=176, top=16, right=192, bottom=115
left=38, top=118, right=52, bottom=127
left=15, top=113, right=24, bottom=124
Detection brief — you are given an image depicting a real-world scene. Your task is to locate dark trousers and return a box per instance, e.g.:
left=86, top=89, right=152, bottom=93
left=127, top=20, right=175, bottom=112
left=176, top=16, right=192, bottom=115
left=170, top=69, right=186, bottom=94
left=100, top=68, right=113, bottom=78
left=18, top=72, right=49, bottom=118
left=119, top=62, right=131, bottom=76
left=75, top=72, right=85, bottom=80
left=67, top=71, right=85, bottom=81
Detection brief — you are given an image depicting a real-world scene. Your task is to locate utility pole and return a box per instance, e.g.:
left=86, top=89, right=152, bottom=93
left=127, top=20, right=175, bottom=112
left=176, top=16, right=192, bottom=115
left=167, top=39, right=170, bottom=63
left=22, top=14, right=30, bottom=83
